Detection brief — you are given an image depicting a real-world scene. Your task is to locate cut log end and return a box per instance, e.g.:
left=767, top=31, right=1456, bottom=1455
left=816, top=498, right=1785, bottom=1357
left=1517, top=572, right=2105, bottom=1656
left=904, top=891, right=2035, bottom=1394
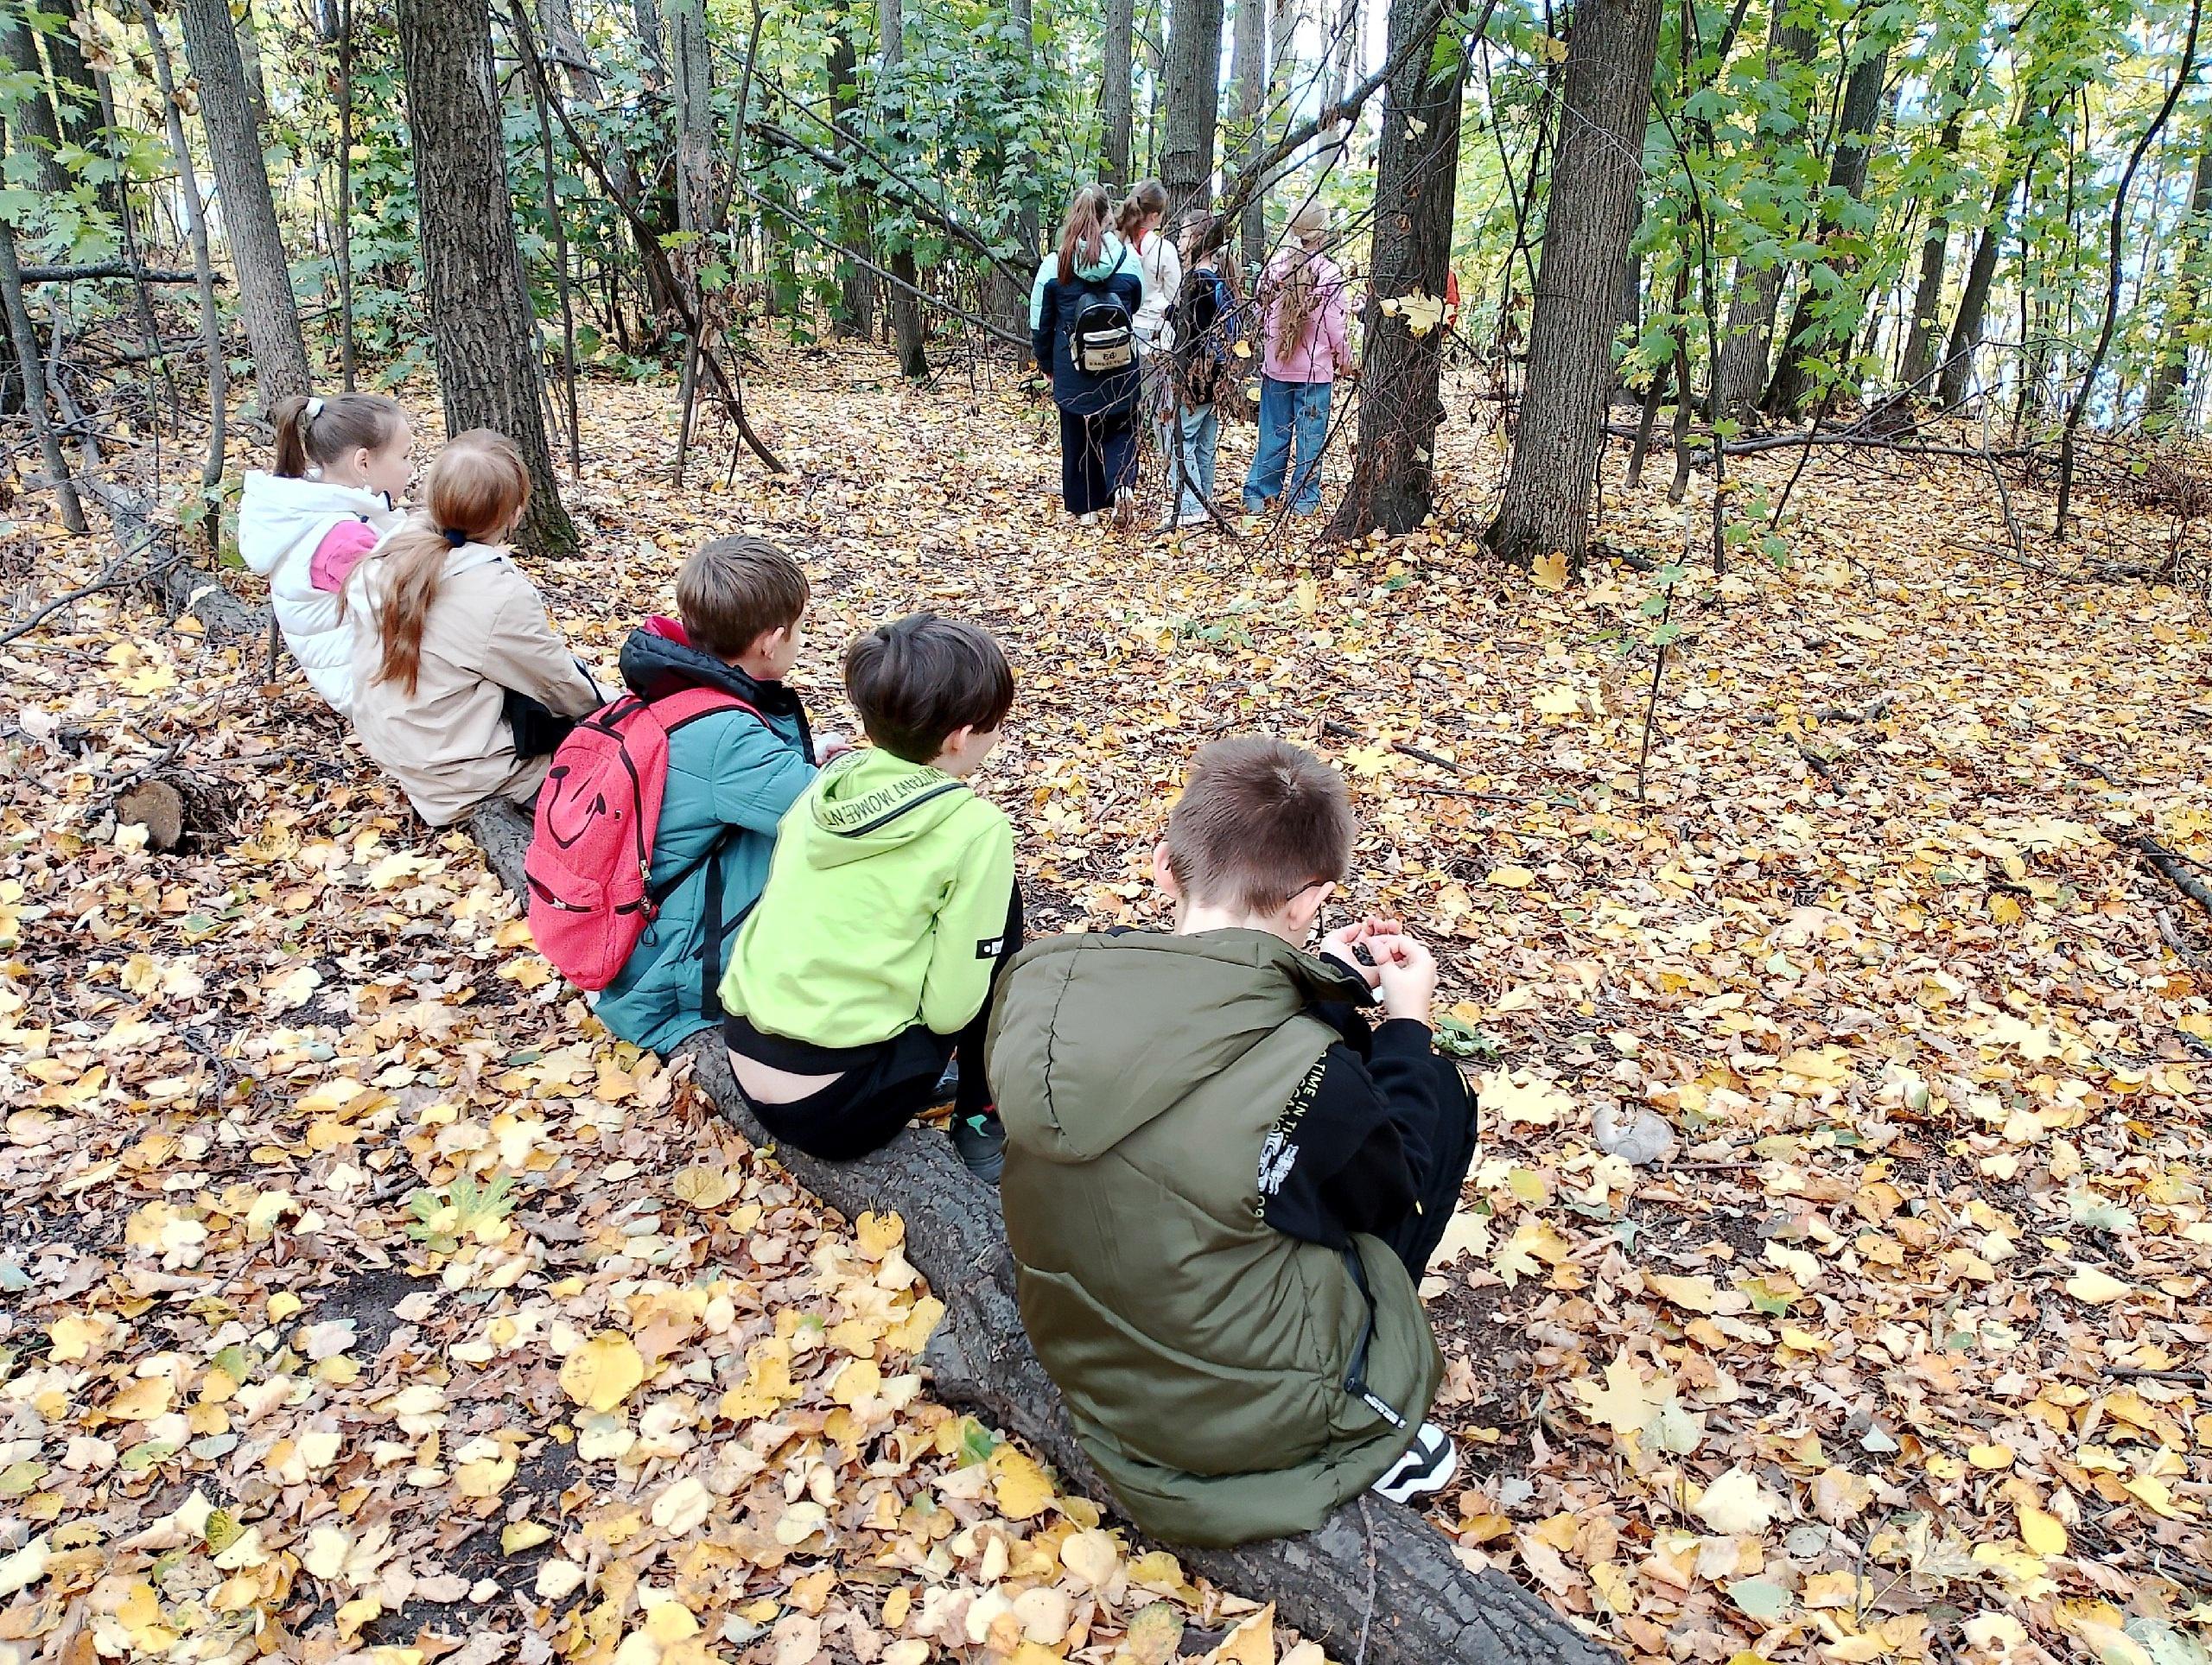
left=465, top=801, right=1617, bottom=1665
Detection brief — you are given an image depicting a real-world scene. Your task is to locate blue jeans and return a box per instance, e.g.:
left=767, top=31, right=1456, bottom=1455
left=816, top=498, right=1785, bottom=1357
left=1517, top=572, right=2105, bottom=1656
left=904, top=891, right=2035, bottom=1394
left=1167, top=404, right=1217, bottom=518
left=1243, top=376, right=1332, bottom=513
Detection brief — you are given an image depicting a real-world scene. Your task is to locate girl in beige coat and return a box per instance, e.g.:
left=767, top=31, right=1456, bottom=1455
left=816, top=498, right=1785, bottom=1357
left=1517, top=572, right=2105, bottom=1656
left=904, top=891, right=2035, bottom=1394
left=346, top=430, right=602, bottom=826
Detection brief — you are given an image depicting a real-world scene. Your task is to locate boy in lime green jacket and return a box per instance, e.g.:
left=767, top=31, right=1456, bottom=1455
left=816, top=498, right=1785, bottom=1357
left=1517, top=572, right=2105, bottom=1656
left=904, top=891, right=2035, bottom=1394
left=719, top=614, right=1018, bottom=1179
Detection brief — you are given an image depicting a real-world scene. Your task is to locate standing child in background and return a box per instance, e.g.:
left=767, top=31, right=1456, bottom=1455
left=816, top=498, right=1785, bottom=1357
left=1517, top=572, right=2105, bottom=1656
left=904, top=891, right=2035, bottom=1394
left=719, top=614, right=1019, bottom=1181
left=1032, top=186, right=1145, bottom=529
left=1154, top=213, right=1241, bottom=534
left=345, top=429, right=601, bottom=827
left=1116, top=178, right=1181, bottom=476
left=1243, top=201, right=1353, bottom=518
left=238, top=393, right=413, bottom=715
left=583, top=537, right=833, bottom=1056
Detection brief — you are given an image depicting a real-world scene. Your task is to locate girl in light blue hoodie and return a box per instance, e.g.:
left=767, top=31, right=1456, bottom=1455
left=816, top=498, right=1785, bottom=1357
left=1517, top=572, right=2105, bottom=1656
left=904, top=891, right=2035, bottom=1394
left=1030, top=186, right=1146, bottom=524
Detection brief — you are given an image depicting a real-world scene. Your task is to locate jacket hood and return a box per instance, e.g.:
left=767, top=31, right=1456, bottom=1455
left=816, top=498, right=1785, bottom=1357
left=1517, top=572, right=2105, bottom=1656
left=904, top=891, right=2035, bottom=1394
left=1071, top=232, right=1133, bottom=284
left=800, top=747, right=974, bottom=867
left=997, top=930, right=1373, bottom=1161
left=618, top=618, right=804, bottom=721
left=238, top=473, right=395, bottom=577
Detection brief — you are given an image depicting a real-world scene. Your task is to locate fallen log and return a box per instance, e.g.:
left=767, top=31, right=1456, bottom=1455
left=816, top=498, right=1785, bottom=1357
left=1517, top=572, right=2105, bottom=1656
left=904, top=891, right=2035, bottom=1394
left=18, top=262, right=225, bottom=284
left=470, top=798, right=1615, bottom=1665
left=73, top=476, right=265, bottom=639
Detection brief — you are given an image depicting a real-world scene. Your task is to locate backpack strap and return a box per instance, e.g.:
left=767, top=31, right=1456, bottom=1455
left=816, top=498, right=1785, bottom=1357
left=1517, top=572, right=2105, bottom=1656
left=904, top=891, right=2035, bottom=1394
left=649, top=684, right=764, bottom=732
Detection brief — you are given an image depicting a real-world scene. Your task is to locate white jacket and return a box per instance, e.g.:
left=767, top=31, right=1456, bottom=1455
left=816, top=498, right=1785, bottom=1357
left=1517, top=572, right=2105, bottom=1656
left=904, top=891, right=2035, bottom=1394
left=1133, top=230, right=1182, bottom=349
left=238, top=473, right=403, bottom=716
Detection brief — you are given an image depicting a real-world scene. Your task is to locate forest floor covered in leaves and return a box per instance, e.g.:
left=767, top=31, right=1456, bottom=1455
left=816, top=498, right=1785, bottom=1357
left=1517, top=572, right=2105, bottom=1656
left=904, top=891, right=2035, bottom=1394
left=3, top=343, right=2210, bottom=1665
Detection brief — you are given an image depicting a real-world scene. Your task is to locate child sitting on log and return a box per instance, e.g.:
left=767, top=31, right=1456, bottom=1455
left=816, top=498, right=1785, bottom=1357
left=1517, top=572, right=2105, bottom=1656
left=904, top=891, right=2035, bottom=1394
left=987, top=736, right=1478, bottom=1546
left=586, top=537, right=833, bottom=1056
left=717, top=614, right=1019, bottom=1181
left=238, top=391, right=413, bottom=716
left=345, top=429, right=601, bottom=827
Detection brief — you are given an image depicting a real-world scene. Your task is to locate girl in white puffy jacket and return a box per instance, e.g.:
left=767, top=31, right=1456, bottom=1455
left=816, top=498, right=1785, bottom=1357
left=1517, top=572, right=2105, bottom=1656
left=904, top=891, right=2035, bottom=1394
left=238, top=392, right=414, bottom=716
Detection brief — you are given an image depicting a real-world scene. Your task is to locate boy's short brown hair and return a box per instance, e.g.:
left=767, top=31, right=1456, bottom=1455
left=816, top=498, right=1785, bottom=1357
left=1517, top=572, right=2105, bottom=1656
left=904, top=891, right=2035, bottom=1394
left=1164, top=737, right=1355, bottom=913
left=677, top=535, right=810, bottom=659
left=844, top=613, right=1014, bottom=763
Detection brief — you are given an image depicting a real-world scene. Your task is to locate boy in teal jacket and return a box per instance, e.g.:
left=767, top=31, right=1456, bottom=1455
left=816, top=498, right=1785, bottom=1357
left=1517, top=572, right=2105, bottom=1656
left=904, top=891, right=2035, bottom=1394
left=720, top=614, right=1017, bottom=1179
left=593, top=538, right=827, bottom=1056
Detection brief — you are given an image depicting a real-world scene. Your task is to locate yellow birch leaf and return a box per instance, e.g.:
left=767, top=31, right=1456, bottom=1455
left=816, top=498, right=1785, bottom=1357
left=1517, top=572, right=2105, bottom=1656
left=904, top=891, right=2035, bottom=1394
left=560, top=1331, right=645, bottom=1414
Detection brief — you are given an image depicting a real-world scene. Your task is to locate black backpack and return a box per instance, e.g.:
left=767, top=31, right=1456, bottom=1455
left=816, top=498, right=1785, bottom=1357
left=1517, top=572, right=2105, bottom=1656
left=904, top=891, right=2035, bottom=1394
left=1069, top=248, right=1135, bottom=375
left=1166, top=267, right=1236, bottom=406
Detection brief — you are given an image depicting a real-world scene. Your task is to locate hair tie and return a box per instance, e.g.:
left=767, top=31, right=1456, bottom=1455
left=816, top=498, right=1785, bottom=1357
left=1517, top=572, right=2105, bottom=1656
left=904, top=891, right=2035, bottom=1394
left=441, top=527, right=468, bottom=548
left=305, top=397, right=325, bottom=423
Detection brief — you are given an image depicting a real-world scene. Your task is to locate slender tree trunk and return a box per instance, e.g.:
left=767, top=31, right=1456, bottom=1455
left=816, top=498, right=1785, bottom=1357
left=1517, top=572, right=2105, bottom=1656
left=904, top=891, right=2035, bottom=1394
left=1298, top=0, right=1359, bottom=233
left=994, top=0, right=1040, bottom=327
left=1230, top=0, right=1266, bottom=253
left=176, top=0, right=311, bottom=407
left=828, top=16, right=874, bottom=338
left=2145, top=142, right=2212, bottom=424
left=1103, top=0, right=1135, bottom=187
left=1159, top=0, right=1226, bottom=219
left=337, top=0, right=356, bottom=390
left=1708, top=2, right=1815, bottom=424
left=523, top=8, right=582, bottom=476
left=0, top=210, right=85, bottom=531
left=397, top=0, right=577, bottom=554
left=1327, top=0, right=1465, bottom=536
left=633, top=0, right=667, bottom=81
left=1898, top=105, right=1964, bottom=393
left=1484, top=0, right=1663, bottom=567
left=44, top=1, right=115, bottom=214
left=1764, top=39, right=1892, bottom=417
left=3, top=5, right=71, bottom=195
left=137, top=0, right=226, bottom=493
left=1936, top=107, right=2029, bottom=410
left=669, top=0, right=713, bottom=244
left=879, top=0, right=927, bottom=378
left=2058, top=0, right=2200, bottom=534
left=232, top=0, right=275, bottom=134
left=538, top=0, right=602, bottom=96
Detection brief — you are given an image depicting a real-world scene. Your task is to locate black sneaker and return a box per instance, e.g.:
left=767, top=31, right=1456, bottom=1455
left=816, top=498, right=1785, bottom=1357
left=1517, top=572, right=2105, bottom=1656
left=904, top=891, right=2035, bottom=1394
left=1370, top=1421, right=1459, bottom=1505
left=950, top=1112, right=1006, bottom=1185
left=929, top=1058, right=961, bottom=1108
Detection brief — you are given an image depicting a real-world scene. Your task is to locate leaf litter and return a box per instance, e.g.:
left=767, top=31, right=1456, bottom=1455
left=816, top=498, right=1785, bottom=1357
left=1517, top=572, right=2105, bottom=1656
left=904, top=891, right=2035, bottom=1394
left=1, top=350, right=2209, bottom=1665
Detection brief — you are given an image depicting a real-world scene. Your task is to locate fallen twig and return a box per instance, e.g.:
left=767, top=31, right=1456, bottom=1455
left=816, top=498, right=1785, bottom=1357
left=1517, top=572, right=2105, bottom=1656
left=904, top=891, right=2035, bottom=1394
left=2138, top=836, right=2212, bottom=918
left=1319, top=720, right=1518, bottom=799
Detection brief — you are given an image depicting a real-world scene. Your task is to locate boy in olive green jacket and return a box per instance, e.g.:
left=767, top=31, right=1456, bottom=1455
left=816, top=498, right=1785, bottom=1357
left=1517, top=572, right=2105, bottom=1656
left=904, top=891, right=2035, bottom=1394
left=719, top=614, right=1018, bottom=1179
left=988, top=738, right=1478, bottom=1546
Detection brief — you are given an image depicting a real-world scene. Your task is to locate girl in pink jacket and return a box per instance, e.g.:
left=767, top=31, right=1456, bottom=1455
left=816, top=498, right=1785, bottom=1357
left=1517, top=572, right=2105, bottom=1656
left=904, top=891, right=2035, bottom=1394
left=1243, top=202, right=1353, bottom=518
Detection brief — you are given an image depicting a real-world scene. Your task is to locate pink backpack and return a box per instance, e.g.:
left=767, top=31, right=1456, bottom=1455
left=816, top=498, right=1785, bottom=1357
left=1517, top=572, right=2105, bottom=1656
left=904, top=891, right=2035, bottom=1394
left=524, top=686, right=763, bottom=990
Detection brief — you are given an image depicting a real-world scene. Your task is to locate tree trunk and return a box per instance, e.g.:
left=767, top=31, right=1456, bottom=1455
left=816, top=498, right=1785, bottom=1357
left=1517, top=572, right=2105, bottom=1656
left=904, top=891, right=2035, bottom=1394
left=1708, top=2, right=1815, bottom=424
left=1484, top=0, right=1662, bottom=568
left=137, top=0, right=227, bottom=493
left=1898, top=105, right=1964, bottom=393
left=879, top=0, right=927, bottom=378
left=1159, top=0, right=1226, bottom=219
left=1102, top=0, right=1135, bottom=187
left=232, top=0, right=275, bottom=135
left=1326, top=0, right=1465, bottom=537
left=0, top=209, right=86, bottom=531
left=1936, top=111, right=2028, bottom=410
left=669, top=0, right=713, bottom=246
left=994, top=0, right=1041, bottom=327
left=44, top=0, right=115, bottom=213
left=1764, top=39, right=1892, bottom=417
left=537, top=0, right=604, bottom=97
left=2, top=5, right=72, bottom=195
left=827, top=16, right=874, bottom=338
left=2145, top=141, right=2212, bottom=425
left=176, top=0, right=311, bottom=408
left=1230, top=0, right=1266, bottom=254
left=397, top=0, right=578, bottom=555
left=1298, top=0, right=1359, bottom=235
left=633, top=0, right=667, bottom=81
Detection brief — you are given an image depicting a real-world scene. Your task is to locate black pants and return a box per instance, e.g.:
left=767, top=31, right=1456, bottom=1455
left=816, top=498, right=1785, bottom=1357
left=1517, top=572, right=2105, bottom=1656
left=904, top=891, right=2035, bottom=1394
left=1378, top=1056, right=1481, bottom=1281
left=1059, top=407, right=1138, bottom=514
left=729, top=885, right=1023, bottom=1161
